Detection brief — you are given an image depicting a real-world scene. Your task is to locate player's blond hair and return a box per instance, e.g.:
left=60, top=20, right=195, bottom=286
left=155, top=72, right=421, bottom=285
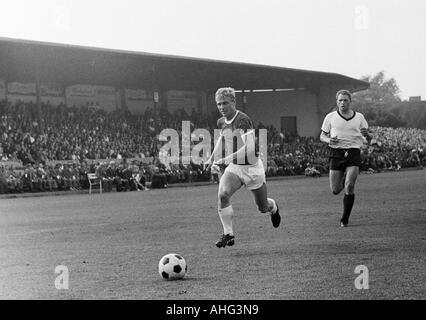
left=336, top=89, right=352, bottom=101
left=215, top=87, right=236, bottom=102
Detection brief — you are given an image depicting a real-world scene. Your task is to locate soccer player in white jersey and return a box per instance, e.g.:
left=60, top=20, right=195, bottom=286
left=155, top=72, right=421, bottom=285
left=320, top=89, right=372, bottom=227
left=205, top=87, right=281, bottom=248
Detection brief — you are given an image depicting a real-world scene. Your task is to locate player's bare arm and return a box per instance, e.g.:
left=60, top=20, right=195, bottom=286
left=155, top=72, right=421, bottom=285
left=220, top=130, right=256, bottom=165
left=204, top=133, right=224, bottom=171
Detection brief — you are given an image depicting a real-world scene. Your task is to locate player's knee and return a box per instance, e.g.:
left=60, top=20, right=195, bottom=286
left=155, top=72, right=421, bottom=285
left=218, top=189, right=232, bottom=203
left=331, top=188, right=342, bottom=195
left=345, top=182, right=355, bottom=194
left=345, top=181, right=355, bottom=192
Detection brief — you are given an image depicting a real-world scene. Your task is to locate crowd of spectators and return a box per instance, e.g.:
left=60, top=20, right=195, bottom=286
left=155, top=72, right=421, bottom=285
left=361, top=126, right=425, bottom=172
left=1, top=99, right=425, bottom=194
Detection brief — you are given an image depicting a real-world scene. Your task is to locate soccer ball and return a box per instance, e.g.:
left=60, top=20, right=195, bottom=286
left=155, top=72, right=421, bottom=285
left=158, top=253, right=187, bottom=280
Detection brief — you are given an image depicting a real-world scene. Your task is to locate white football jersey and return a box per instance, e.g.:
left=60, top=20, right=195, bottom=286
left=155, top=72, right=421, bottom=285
left=321, top=110, right=368, bottom=149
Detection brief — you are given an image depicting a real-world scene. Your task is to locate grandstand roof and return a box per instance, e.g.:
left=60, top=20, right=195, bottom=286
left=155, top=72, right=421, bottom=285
left=0, top=37, right=369, bottom=92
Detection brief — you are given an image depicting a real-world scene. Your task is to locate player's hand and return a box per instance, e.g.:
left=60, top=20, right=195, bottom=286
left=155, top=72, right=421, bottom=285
left=204, top=158, right=220, bottom=171
left=361, top=128, right=372, bottom=143
left=207, top=158, right=225, bottom=171
left=214, top=158, right=226, bottom=166
left=329, top=136, right=339, bottom=145
left=210, top=163, right=221, bottom=174
left=360, top=128, right=369, bottom=136
left=203, top=159, right=212, bottom=171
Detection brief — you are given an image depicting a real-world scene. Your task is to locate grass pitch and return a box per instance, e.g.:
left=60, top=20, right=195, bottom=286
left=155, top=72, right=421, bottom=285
left=0, top=170, right=425, bottom=299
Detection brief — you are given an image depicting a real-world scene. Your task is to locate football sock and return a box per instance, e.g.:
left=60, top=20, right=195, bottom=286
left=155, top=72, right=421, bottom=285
left=267, top=198, right=278, bottom=215
left=218, top=205, right=234, bottom=235
left=341, top=194, right=355, bottom=223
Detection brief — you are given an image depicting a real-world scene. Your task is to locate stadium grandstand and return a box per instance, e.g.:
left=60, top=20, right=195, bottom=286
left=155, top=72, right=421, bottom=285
left=0, top=37, right=369, bottom=136
left=1, top=37, right=425, bottom=195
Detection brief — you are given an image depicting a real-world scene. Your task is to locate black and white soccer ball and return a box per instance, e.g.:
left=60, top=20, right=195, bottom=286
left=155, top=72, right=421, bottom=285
left=158, top=253, right=187, bottom=280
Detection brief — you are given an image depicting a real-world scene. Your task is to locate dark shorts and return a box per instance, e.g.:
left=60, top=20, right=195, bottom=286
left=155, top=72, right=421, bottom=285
left=329, top=148, right=361, bottom=171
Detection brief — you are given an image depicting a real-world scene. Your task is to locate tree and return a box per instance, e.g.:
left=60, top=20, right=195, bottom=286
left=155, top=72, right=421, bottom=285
left=352, top=71, right=405, bottom=128
left=375, top=106, right=406, bottom=128
left=353, top=71, right=401, bottom=107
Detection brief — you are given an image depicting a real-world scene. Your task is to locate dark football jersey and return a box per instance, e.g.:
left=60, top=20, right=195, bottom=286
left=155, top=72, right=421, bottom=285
left=217, top=110, right=257, bottom=165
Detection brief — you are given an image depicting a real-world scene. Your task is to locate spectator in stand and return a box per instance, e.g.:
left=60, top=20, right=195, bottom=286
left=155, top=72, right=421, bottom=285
left=44, top=164, right=59, bottom=192
left=95, top=162, right=110, bottom=192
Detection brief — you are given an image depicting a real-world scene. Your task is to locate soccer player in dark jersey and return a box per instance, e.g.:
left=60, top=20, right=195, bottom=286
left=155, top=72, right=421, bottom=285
left=320, top=89, right=372, bottom=227
left=205, top=87, right=281, bottom=248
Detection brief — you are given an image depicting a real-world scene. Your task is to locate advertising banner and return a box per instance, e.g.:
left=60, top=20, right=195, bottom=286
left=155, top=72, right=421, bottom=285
left=125, top=88, right=147, bottom=100
left=67, top=84, right=95, bottom=97
left=40, top=84, right=64, bottom=97
left=7, top=82, right=36, bottom=95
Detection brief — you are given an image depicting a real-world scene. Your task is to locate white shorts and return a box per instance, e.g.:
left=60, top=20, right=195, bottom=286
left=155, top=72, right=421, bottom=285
left=224, top=160, right=266, bottom=190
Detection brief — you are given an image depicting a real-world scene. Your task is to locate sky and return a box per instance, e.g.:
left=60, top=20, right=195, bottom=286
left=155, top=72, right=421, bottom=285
left=0, top=0, right=425, bottom=100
